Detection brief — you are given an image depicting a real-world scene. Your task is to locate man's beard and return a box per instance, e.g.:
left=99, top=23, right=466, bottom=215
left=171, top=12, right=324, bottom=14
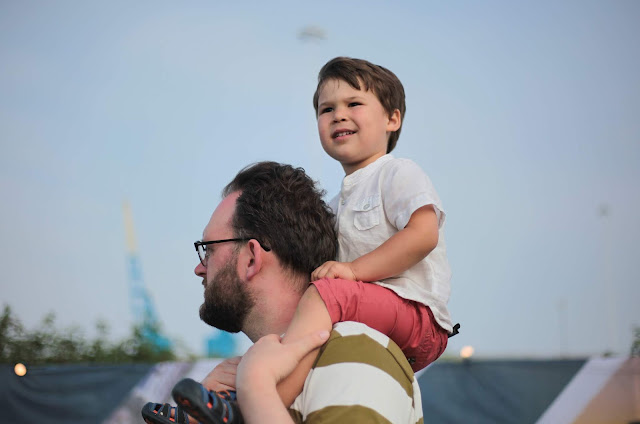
left=199, top=253, right=254, bottom=333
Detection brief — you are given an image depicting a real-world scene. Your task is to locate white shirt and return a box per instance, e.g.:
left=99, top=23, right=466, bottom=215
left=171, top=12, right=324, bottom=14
left=330, top=154, right=453, bottom=333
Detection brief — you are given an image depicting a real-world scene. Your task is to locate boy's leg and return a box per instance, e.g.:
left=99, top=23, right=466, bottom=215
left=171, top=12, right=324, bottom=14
left=273, top=278, right=448, bottom=405
left=313, top=278, right=447, bottom=372
left=399, top=304, right=448, bottom=371
left=277, top=284, right=333, bottom=407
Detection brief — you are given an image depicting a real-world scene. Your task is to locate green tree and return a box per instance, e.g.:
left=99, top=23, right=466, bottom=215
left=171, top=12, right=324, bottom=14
left=632, top=326, right=640, bottom=357
left=0, top=305, right=176, bottom=364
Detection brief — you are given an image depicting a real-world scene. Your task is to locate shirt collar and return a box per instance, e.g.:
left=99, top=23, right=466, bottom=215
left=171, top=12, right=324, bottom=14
left=342, top=154, right=394, bottom=187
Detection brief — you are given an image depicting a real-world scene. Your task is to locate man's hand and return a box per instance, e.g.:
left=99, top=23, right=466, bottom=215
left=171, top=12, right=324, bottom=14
left=311, top=261, right=357, bottom=281
left=236, top=331, right=330, bottom=423
left=201, top=356, right=241, bottom=392
left=237, top=331, right=330, bottom=389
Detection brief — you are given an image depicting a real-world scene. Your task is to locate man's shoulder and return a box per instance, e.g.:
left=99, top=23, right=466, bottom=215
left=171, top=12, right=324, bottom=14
left=289, top=322, right=423, bottom=424
left=317, top=322, right=414, bottom=387
left=323, top=321, right=410, bottom=366
left=332, top=320, right=392, bottom=340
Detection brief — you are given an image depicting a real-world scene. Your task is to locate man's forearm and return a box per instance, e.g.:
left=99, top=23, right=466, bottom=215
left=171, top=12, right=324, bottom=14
left=238, top=381, right=294, bottom=423
left=235, top=331, right=330, bottom=424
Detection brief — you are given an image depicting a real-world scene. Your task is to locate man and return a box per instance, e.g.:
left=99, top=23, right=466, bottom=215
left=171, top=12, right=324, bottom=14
left=144, top=162, right=424, bottom=424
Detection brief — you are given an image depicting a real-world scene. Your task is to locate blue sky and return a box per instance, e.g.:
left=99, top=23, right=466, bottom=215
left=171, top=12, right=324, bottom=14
left=1, top=0, right=639, bottom=358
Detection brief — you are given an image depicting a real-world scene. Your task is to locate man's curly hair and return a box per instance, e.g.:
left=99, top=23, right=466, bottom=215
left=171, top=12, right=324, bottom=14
left=223, top=162, right=338, bottom=283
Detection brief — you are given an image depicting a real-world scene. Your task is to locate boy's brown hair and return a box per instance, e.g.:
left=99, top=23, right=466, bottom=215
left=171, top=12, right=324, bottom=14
left=312, top=57, right=406, bottom=153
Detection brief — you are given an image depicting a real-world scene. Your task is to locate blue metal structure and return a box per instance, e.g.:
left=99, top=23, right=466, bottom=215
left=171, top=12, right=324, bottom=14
left=205, top=330, right=237, bottom=358
left=123, top=201, right=172, bottom=351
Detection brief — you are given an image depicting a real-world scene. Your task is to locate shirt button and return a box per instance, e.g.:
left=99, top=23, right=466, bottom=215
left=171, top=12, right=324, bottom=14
left=363, top=203, right=370, bottom=210
left=341, top=199, right=345, bottom=205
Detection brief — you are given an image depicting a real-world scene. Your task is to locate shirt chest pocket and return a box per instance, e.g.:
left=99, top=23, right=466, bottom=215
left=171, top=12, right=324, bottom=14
left=352, top=195, right=381, bottom=231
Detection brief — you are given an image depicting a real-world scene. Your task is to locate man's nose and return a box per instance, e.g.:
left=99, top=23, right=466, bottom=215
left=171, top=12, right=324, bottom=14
left=195, top=261, right=206, bottom=277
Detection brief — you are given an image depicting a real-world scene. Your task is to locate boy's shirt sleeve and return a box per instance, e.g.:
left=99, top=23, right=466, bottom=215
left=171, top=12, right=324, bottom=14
left=381, top=158, right=445, bottom=230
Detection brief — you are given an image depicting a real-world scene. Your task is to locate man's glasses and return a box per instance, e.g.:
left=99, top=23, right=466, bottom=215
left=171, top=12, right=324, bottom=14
left=194, top=238, right=271, bottom=266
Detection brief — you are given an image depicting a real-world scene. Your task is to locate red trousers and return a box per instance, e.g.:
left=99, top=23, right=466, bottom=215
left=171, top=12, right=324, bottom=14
left=312, top=278, right=448, bottom=372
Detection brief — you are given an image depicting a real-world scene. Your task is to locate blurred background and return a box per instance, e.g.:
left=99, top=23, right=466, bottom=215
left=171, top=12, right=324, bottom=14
left=1, top=0, right=639, bottom=361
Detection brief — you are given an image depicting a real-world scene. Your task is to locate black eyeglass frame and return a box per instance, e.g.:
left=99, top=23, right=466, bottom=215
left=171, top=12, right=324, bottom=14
left=194, top=238, right=271, bottom=266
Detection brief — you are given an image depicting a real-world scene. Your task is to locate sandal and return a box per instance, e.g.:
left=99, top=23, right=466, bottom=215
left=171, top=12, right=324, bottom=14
left=141, top=402, right=192, bottom=424
left=172, top=378, right=243, bottom=424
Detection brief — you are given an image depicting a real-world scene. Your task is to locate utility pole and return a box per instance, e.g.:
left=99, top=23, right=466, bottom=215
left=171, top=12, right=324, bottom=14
left=599, top=203, right=618, bottom=355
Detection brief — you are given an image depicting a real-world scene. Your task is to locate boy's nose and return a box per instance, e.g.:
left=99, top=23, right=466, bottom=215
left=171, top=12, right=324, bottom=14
left=333, top=113, right=346, bottom=122
left=332, top=107, right=347, bottom=122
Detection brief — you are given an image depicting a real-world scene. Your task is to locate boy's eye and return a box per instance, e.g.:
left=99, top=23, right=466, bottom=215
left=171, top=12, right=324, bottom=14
left=348, top=102, right=361, bottom=107
left=320, top=107, right=333, bottom=114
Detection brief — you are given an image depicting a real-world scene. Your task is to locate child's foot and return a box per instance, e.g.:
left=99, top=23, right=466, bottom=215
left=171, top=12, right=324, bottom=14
left=172, top=378, right=243, bottom=424
left=141, top=402, right=191, bottom=424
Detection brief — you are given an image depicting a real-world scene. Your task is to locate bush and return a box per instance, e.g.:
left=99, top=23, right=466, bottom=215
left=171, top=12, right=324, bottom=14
left=0, top=305, right=175, bottom=364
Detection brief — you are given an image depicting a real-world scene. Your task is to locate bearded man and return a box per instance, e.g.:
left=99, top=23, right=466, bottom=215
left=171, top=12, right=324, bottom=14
left=143, top=162, right=424, bottom=424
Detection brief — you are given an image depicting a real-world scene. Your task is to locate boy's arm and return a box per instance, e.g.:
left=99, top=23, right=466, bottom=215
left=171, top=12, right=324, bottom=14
left=311, top=205, right=439, bottom=282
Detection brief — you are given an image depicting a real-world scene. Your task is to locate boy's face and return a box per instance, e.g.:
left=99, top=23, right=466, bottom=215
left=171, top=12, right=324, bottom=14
left=316, top=79, right=400, bottom=175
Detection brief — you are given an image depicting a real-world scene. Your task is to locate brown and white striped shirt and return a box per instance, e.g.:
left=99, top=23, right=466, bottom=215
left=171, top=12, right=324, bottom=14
left=289, top=321, right=424, bottom=424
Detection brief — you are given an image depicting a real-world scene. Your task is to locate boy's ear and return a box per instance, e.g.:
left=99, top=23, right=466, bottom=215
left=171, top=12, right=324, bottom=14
left=387, top=109, right=402, bottom=132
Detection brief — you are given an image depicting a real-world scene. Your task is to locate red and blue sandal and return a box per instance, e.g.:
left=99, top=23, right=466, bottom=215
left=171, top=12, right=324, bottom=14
left=141, top=402, right=193, bottom=424
left=172, top=378, right=243, bottom=424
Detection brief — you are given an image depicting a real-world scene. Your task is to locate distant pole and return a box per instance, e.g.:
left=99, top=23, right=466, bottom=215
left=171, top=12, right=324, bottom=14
left=557, top=298, right=568, bottom=356
left=599, top=203, right=618, bottom=354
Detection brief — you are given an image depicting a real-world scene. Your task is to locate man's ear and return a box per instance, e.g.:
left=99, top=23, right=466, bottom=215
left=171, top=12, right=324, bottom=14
left=242, top=239, right=264, bottom=280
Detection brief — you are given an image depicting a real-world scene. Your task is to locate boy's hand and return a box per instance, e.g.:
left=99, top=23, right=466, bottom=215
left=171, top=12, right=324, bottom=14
left=201, top=355, right=242, bottom=392
left=312, top=261, right=358, bottom=281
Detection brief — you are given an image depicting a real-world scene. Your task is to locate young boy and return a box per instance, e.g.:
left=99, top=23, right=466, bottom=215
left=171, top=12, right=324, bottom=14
left=154, top=57, right=454, bottom=424
left=275, top=57, right=453, bottom=403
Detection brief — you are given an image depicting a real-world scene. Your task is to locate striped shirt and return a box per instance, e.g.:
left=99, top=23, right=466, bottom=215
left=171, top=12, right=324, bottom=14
left=289, top=322, right=424, bottom=424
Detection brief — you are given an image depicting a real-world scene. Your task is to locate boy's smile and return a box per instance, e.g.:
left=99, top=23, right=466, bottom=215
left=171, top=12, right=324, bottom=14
left=317, top=79, right=401, bottom=175
left=333, top=129, right=356, bottom=140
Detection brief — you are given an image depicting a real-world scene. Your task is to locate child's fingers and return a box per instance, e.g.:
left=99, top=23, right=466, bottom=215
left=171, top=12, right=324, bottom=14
left=317, top=262, right=353, bottom=280
left=312, top=261, right=333, bottom=280
left=311, top=267, right=321, bottom=281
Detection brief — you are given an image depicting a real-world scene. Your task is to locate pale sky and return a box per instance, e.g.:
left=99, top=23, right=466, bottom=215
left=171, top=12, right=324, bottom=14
left=1, top=0, right=639, bottom=358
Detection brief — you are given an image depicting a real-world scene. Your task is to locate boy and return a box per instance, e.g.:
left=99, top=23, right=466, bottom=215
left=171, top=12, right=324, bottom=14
left=277, top=57, right=453, bottom=403
left=154, top=57, right=454, bottom=424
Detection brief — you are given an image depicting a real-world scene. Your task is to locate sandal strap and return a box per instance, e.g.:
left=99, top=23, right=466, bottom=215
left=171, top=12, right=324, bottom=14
left=172, top=378, right=243, bottom=424
left=141, top=402, right=191, bottom=424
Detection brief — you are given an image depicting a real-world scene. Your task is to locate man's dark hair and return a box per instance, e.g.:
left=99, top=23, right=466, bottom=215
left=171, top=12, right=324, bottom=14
left=312, top=56, right=406, bottom=153
left=223, top=162, right=338, bottom=283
